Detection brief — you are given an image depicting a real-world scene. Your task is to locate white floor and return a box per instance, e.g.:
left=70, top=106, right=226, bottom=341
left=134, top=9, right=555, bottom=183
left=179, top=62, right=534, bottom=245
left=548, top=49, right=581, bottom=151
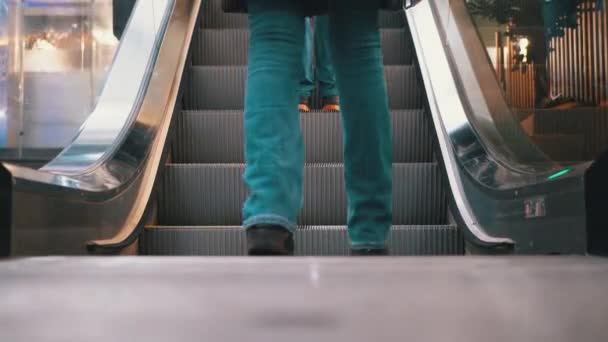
left=0, top=256, right=607, bottom=341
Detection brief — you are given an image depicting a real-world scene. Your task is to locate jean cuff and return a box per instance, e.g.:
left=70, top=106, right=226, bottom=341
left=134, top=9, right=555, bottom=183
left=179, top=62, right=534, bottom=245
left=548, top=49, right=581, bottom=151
left=350, top=242, right=388, bottom=250
left=243, top=214, right=297, bottom=234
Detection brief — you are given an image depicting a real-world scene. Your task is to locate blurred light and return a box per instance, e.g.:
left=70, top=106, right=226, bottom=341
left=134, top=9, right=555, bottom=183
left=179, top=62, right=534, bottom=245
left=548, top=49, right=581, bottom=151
left=518, top=37, right=530, bottom=63
left=548, top=168, right=572, bottom=180
left=91, top=28, right=118, bottom=46
left=32, top=38, right=56, bottom=50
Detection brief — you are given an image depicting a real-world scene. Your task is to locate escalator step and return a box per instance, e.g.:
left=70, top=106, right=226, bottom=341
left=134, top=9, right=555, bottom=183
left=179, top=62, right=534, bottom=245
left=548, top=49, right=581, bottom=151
left=198, top=0, right=406, bottom=29
left=378, top=9, right=406, bottom=28
left=140, top=225, right=463, bottom=256
left=184, top=65, right=422, bottom=110
left=172, top=110, right=434, bottom=163
left=198, top=0, right=248, bottom=29
left=192, top=28, right=413, bottom=66
left=158, top=163, right=447, bottom=226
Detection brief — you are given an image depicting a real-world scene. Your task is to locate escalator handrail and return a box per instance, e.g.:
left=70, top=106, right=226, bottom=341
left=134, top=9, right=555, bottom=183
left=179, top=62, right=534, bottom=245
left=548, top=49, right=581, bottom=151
left=406, top=0, right=590, bottom=251
left=0, top=0, right=202, bottom=255
left=42, top=0, right=172, bottom=176
left=406, top=1, right=515, bottom=248
left=409, top=0, right=589, bottom=191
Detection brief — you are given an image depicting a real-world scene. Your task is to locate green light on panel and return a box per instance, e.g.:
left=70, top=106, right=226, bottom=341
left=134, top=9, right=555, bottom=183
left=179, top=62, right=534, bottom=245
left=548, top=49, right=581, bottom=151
left=548, top=168, right=572, bottom=180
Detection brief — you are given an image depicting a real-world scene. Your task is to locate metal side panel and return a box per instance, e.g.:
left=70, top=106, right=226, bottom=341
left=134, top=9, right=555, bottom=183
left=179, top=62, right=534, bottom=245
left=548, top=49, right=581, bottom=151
left=140, top=225, right=463, bottom=255
left=1, top=0, right=202, bottom=256
left=406, top=0, right=589, bottom=253
left=184, top=65, right=423, bottom=110
left=192, top=28, right=413, bottom=66
left=172, top=109, right=434, bottom=163
left=158, top=163, right=447, bottom=226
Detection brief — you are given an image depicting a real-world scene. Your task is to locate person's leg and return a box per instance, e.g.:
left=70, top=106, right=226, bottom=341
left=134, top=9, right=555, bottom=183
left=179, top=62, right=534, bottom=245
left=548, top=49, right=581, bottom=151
left=328, top=0, right=392, bottom=251
left=314, top=15, right=340, bottom=110
left=299, top=17, right=315, bottom=111
left=243, top=0, right=305, bottom=252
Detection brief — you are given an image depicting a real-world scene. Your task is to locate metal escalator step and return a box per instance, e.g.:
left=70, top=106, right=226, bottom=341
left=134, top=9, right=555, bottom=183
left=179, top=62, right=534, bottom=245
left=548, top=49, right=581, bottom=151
left=193, top=29, right=249, bottom=66
left=173, top=110, right=434, bottom=163
left=185, top=65, right=422, bottom=110
left=198, top=0, right=406, bottom=29
left=158, top=163, right=447, bottom=226
left=199, top=0, right=248, bottom=29
left=192, top=28, right=413, bottom=66
left=378, top=9, right=406, bottom=28
left=140, top=225, right=463, bottom=256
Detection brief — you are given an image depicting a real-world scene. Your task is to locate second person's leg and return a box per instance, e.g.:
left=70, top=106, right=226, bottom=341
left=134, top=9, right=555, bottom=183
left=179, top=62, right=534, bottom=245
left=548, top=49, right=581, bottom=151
left=299, top=17, right=315, bottom=112
left=328, top=0, right=393, bottom=251
left=314, top=15, right=340, bottom=111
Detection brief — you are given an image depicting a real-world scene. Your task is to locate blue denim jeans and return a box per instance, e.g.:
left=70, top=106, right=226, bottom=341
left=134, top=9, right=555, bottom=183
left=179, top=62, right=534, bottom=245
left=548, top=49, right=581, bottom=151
left=243, top=0, right=392, bottom=249
left=300, top=16, right=338, bottom=99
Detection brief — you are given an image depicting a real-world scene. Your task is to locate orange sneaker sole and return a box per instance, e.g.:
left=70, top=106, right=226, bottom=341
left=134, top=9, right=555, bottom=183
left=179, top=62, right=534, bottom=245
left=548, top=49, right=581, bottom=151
left=321, top=104, right=340, bottom=112
left=298, top=104, right=311, bottom=112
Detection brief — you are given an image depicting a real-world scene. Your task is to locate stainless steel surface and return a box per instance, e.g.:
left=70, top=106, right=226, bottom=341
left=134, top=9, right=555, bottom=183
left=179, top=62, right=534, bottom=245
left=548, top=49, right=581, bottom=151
left=1, top=256, right=607, bottom=341
left=406, top=0, right=588, bottom=253
left=42, top=0, right=170, bottom=173
left=0, top=0, right=202, bottom=255
left=3, top=0, right=117, bottom=154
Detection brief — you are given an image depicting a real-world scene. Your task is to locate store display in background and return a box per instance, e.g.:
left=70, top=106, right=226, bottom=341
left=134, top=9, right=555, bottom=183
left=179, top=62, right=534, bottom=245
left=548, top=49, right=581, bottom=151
left=467, top=0, right=608, bottom=163
left=1, top=0, right=118, bottom=160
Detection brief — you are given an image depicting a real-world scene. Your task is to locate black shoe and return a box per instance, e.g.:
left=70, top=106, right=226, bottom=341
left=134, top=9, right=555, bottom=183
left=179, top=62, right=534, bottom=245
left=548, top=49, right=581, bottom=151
left=246, top=225, right=294, bottom=256
left=351, top=248, right=389, bottom=256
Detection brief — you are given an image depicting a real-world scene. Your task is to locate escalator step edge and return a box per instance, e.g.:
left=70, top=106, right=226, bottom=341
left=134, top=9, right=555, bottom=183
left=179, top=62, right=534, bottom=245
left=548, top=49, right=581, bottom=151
left=158, top=163, right=448, bottom=226
left=140, top=225, right=464, bottom=256
left=172, top=110, right=435, bottom=164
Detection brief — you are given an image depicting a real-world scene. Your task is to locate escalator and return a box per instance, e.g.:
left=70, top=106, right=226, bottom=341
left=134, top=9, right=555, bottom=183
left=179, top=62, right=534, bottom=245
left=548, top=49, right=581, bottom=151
left=2, top=0, right=606, bottom=257
left=3, top=1, right=608, bottom=340
left=139, top=0, right=463, bottom=256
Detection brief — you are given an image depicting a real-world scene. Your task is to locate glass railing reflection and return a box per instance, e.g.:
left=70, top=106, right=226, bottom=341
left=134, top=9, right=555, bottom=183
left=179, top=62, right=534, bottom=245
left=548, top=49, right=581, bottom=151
left=465, top=0, right=608, bottom=164
left=0, top=0, right=8, bottom=149
left=0, top=0, right=134, bottom=165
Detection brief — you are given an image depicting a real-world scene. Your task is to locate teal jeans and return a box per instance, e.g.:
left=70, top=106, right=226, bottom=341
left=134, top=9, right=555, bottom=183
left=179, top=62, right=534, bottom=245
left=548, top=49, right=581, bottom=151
left=300, top=16, right=338, bottom=99
left=243, top=0, right=392, bottom=249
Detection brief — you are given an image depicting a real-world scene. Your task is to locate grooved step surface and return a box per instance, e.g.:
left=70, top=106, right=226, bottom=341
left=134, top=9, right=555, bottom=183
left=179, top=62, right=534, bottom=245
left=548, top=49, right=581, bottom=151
left=192, top=28, right=413, bottom=66
left=172, top=110, right=434, bottom=163
left=198, top=0, right=406, bottom=29
left=198, top=0, right=248, bottom=28
left=140, top=225, right=463, bottom=256
left=158, top=163, right=447, bottom=226
left=185, top=65, right=421, bottom=110
left=149, top=0, right=459, bottom=256
left=378, top=9, right=407, bottom=28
